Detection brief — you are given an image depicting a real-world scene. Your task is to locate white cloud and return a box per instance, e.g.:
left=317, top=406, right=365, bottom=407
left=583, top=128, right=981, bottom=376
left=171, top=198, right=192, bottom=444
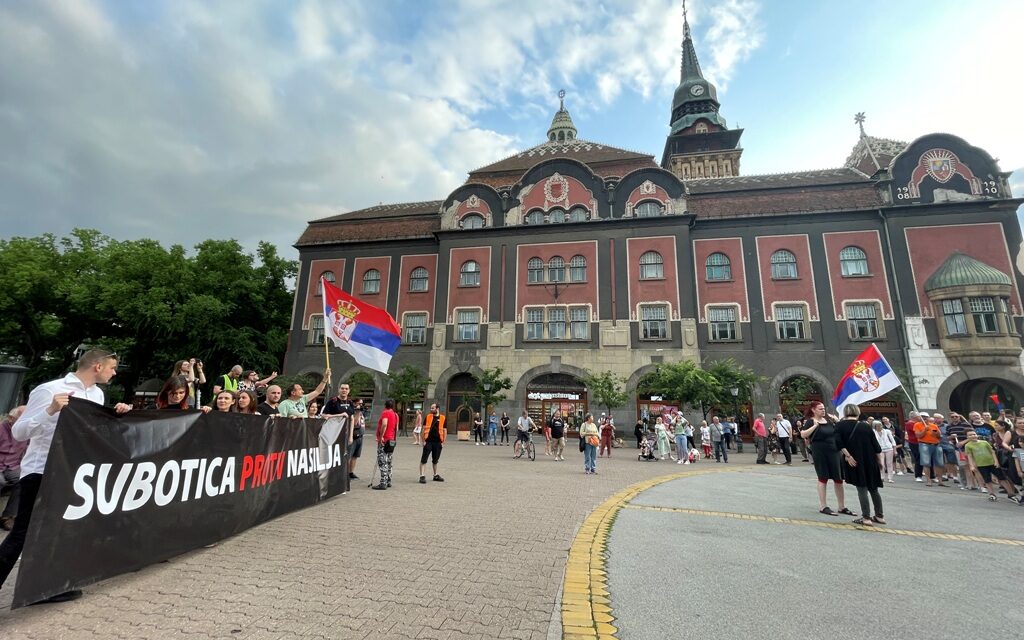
left=699, top=0, right=763, bottom=91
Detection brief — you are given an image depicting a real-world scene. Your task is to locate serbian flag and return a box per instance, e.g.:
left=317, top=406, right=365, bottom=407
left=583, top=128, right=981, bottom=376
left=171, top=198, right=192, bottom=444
left=832, top=344, right=901, bottom=410
left=321, top=277, right=401, bottom=373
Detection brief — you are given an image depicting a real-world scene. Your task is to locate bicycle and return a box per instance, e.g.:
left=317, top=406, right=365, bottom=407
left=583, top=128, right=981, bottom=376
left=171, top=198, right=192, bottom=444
left=513, top=429, right=536, bottom=461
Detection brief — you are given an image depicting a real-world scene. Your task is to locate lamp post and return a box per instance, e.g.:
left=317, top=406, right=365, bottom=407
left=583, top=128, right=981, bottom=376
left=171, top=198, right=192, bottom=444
left=483, top=381, right=492, bottom=414
left=730, top=386, right=744, bottom=453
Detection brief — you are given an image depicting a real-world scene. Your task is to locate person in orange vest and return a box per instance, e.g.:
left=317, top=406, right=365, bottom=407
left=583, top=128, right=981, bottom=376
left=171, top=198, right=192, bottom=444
left=419, top=403, right=446, bottom=484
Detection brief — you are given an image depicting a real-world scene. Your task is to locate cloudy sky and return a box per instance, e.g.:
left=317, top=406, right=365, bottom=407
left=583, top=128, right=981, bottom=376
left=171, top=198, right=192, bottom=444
left=2, top=0, right=1022, bottom=258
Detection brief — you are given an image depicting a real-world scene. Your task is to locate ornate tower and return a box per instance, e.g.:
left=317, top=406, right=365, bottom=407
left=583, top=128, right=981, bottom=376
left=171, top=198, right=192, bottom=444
left=661, top=4, right=743, bottom=179
left=547, top=89, right=578, bottom=143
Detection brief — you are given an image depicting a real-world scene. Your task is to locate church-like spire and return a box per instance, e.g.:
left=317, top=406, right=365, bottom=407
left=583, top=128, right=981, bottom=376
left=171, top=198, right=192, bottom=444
left=680, top=0, right=703, bottom=82
left=547, top=89, right=577, bottom=143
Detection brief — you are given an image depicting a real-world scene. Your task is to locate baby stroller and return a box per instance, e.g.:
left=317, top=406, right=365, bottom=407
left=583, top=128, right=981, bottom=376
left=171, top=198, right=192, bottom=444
left=638, top=434, right=658, bottom=461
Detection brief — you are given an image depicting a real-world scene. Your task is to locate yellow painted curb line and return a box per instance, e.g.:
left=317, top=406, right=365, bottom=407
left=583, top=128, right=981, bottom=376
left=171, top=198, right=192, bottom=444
left=560, top=468, right=728, bottom=639
left=623, top=504, right=1024, bottom=546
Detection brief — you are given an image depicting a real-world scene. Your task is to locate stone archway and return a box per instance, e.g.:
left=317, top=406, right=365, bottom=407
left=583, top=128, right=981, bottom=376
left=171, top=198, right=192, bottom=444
left=432, top=364, right=484, bottom=404
left=934, top=366, right=1024, bottom=415
left=768, top=366, right=833, bottom=416
left=513, top=361, right=592, bottom=404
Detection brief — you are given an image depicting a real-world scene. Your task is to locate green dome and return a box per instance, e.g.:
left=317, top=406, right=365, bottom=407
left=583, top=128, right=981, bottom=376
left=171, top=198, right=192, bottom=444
left=924, top=252, right=1013, bottom=292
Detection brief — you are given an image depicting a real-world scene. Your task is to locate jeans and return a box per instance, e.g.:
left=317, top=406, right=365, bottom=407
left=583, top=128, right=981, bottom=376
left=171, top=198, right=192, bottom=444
left=488, top=425, right=497, bottom=445
left=724, top=432, right=734, bottom=449
left=675, top=434, right=688, bottom=460
left=778, top=437, right=792, bottom=464
left=918, top=443, right=944, bottom=469
left=908, top=441, right=923, bottom=477
left=0, top=473, right=41, bottom=588
left=714, top=440, right=728, bottom=462
left=796, top=436, right=808, bottom=460
left=584, top=443, right=597, bottom=472
left=1, top=467, right=20, bottom=518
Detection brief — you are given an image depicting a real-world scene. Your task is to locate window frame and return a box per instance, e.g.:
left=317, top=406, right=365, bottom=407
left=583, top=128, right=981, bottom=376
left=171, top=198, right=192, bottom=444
left=845, top=302, right=881, bottom=340
left=316, top=270, right=336, bottom=297
left=634, top=201, right=663, bottom=218
left=525, top=210, right=545, bottom=225
left=527, top=257, right=544, bottom=284
left=308, top=314, right=325, bottom=345
left=568, top=207, right=588, bottom=223
left=461, top=213, right=485, bottom=229
left=774, top=304, right=807, bottom=341
left=969, top=296, right=998, bottom=334
left=548, top=256, right=566, bottom=283
left=639, top=304, right=670, bottom=341
left=361, top=269, right=381, bottom=295
left=455, top=308, right=481, bottom=342
left=402, top=312, right=428, bottom=345
left=459, top=260, right=481, bottom=287
left=548, top=208, right=566, bottom=224
left=409, top=267, right=429, bottom=292
left=707, top=305, right=739, bottom=342
left=569, top=255, right=587, bottom=282
left=639, top=251, right=665, bottom=280
left=839, top=246, right=869, bottom=277
left=941, top=299, right=968, bottom=336
left=705, top=252, right=732, bottom=282
left=523, top=305, right=591, bottom=342
left=770, top=250, right=798, bottom=280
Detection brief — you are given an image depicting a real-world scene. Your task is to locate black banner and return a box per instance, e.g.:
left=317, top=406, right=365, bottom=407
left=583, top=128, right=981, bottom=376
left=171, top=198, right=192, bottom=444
left=12, top=399, right=349, bottom=608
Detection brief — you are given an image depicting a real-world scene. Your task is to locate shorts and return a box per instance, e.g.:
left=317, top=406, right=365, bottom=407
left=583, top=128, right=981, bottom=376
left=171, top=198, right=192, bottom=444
left=976, top=465, right=1005, bottom=484
left=812, top=448, right=843, bottom=483
left=348, top=435, right=363, bottom=459
left=420, top=440, right=443, bottom=465
left=941, top=447, right=958, bottom=465
left=517, top=430, right=530, bottom=443
left=918, top=443, right=944, bottom=468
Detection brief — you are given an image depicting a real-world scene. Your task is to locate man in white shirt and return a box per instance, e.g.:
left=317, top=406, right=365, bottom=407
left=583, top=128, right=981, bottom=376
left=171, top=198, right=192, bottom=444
left=774, top=413, right=793, bottom=465
left=0, top=349, right=131, bottom=603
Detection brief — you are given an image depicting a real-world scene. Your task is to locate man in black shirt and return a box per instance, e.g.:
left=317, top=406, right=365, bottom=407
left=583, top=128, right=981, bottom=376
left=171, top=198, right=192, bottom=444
left=257, top=385, right=282, bottom=416
left=323, top=384, right=359, bottom=479
left=550, top=411, right=567, bottom=461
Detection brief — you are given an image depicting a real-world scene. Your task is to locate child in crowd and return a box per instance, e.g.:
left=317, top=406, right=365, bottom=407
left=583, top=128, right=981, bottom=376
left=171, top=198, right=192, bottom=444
left=700, top=420, right=712, bottom=459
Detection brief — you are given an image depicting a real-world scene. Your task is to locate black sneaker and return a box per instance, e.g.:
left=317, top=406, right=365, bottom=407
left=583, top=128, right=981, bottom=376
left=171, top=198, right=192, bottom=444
left=419, top=476, right=426, bottom=484
left=433, top=475, right=445, bottom=482
left=371, top=484, right=387, bottom=490
left=349, top=473, right=358, bottom=480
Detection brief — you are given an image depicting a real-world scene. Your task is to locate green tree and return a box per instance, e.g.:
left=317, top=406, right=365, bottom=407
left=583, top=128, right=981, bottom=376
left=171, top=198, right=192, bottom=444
left=583, top=370, right=629, bottom=416
left=778, top=376, right=822, bottom=417
left=387, top=364, right=432, bottom=432
left=474, top=367, right=512, bottom=415
left=345, top=371, right=376, bottom=400
left=638, top=360, right=722, bottom=419
left=704, top=358, right=766, bottom=414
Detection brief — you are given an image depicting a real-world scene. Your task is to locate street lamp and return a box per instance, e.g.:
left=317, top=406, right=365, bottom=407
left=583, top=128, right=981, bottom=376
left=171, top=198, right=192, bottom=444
left=483, top=381, right=492, bottom=414
left=730, top=387, right=743, bottom=453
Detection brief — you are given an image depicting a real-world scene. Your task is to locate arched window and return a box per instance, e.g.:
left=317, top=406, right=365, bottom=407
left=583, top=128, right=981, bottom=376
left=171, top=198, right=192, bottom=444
left=525, top=210, right=544, bottom=225
left=409, top=267, right=429, bottom=292
left=316, top=270, right=335, bottom=296
left=558, top=131, right=565, bottom=142
left=548, top=256, right=565, bottom=283
left=362, top=269, right=381, bottom=294
left=527, top=257, right=544, bottom=283
left=461, top=214, right=485, bottom=229
left=570, top=255, right=587, bottom=282
left=634, top=201, right=663, bottom=218
left=705, top=252, right=731, bottom=281
left=459, top=260, right=480, bottom=286
left=639, top=251, right=664, bottom=280
left=770, top=250, right=798, bottom=279
left=696, top=122, right=708, bottom=134
left=839, top=246, right=869, bottom=277
left=568, top=207, right=588, bottom=223
left=549, top=208, right=566, bottom=224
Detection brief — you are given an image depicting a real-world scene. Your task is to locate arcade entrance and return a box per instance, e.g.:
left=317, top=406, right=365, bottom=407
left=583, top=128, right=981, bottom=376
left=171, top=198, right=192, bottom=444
left=525, top=373, right=588, bottom=433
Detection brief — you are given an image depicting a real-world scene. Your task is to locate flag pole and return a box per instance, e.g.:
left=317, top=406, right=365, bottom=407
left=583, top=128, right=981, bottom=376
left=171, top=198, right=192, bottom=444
left=321, top=275, right=332, bottom=393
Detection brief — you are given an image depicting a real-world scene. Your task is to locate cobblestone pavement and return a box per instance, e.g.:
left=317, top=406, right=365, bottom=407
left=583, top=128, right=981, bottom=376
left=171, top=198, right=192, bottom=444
left=0, top=440, right=750, bottom=639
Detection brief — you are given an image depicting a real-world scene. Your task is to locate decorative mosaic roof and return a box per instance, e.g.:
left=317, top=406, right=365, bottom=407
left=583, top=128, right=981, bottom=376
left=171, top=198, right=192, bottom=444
left=924, top=252, right=1013, bottom=291
left=467, top=139, right=655, bottom=176
left=844, top=135, right=907, bottom=174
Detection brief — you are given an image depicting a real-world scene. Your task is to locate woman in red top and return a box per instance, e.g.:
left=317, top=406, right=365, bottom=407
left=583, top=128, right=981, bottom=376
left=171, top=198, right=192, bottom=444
left=372, top=399, right=399, bottom=490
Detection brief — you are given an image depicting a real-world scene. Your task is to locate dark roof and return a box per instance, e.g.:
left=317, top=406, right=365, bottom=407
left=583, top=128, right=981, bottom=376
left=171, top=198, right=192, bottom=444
left=687, top=167, right=870, bottom=194
left=311, top=200, right=442, bottom=223
left=924, top=252, right=1013, bottom=291
left=467, top=139, right=656, bottom=177
left=688, top=183, right=883, bottom=219
left=296, top=216, right=439, bottom=247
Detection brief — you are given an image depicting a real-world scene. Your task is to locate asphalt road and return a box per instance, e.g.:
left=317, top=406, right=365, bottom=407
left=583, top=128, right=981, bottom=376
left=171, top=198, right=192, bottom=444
left=606, top=465, right=1024, bottom=640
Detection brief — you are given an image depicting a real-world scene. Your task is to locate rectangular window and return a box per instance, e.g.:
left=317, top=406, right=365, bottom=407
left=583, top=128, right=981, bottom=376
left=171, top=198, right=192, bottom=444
left=1000, top=297, right=1014, bottom=334
left=969, top=297, right=998, bottom=334
left=708, top=306, right=737, bottom=341
left=403, top=313, right=427, bottom=345
left=456, top=309, right=480, bottom=342
left=548, top=307, right=566, bottom=340
left=775, top=305, right=805, bottom=340
left=570, top=306, right=589, bottom=340
left=771, top=262, right=797, bottom=280
left=846, top=303, right=879, bottom=340
left=309, top=314, right=324, bottom=345
left=942, top=299, right=967, bottom=336
left=640, top=305, right=669, bottom=340
left=525, top=308, right=544, bottom=341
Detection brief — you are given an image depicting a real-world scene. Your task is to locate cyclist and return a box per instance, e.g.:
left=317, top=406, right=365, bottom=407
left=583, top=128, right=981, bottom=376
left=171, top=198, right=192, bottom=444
left=515, top=410, right=536, bottom=457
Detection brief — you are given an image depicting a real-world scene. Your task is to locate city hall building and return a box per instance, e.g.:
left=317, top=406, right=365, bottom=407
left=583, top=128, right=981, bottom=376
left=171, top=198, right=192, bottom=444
left=285, top=18, right=1024, bottom=433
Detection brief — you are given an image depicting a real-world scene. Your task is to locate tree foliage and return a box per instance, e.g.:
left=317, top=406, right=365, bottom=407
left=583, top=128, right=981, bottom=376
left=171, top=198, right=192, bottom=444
left=345, top=371, right=376, bottom=400
left=778, top=376, right=822, bottom=418
left=0, top=229, right=297, bottom=399
left=583, top=370, right=629, bottom=415
left=474, top=367, right=512, bottom=414
left=638, top=360, right=722, bottom=418
left=704, top=358, right=766, bottom=409
left=386, top=364, right=432, bottom=429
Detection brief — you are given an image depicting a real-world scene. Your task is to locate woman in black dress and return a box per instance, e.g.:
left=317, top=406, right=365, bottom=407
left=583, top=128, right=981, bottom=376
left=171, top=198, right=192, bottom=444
left=799, top=402, right=853, bottom=517
left=836, top=404, right=885, bottom=525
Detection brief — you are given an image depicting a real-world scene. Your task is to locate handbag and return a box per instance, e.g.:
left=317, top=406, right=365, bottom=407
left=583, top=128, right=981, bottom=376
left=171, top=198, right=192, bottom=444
left=586, top=434, right=600, bottom=447
left=579, top=435, right=586, bottom=452
left=383, top=440, right=396, bottom=454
